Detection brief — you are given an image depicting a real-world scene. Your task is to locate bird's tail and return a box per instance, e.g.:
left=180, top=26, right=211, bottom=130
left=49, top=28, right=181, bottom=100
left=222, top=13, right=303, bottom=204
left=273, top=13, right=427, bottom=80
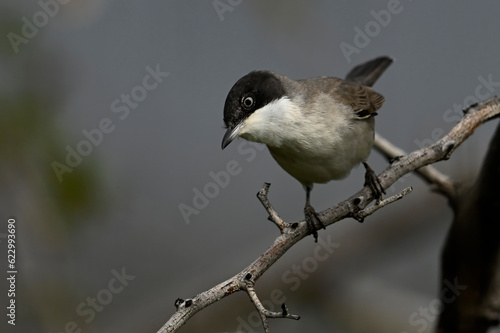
left=344, top=56, right=393, bottom=87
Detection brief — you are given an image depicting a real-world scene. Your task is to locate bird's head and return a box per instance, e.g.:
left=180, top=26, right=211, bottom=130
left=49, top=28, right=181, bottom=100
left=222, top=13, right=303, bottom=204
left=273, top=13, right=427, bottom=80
left=221, top=71, right=287, bottom=149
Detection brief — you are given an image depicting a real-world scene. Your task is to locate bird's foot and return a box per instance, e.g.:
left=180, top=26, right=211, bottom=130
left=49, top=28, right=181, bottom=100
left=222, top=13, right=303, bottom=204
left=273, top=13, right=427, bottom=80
left=304, top=204, right=325, bottom=242
left=363, top=162, right=385, bottom=204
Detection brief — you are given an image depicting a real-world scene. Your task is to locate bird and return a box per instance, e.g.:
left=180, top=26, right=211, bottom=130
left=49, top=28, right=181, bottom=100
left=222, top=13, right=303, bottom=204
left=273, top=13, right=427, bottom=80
left=221, top=56, right=393, bottom=241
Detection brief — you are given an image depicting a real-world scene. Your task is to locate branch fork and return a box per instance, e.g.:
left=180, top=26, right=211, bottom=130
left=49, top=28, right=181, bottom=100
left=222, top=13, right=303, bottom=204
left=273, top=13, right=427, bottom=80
left=350, top=186, right=414, bottom=222
left=241, top=273, right=300, bottom=333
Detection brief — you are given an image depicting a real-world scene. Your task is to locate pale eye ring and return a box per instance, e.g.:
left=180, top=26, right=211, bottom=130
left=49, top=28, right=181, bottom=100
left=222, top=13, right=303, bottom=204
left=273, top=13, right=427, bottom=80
left=242, top=95, right=255, bottom=109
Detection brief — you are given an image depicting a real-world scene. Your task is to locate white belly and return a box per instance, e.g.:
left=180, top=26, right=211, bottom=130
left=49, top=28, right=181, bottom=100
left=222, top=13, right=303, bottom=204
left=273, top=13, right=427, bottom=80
left=268, top=121, right=373, bottom=188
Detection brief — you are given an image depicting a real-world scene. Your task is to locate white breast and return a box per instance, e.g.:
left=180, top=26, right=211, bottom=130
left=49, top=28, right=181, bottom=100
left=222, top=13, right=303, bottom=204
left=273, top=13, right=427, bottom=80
left=238, top=95, right=374, bottom=188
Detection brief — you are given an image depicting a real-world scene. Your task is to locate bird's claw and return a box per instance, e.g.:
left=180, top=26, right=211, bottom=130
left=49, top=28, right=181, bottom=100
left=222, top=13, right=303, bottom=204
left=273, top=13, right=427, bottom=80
left=363, top=162, right=385, bottom=204
left=304, top=204, right=325, bottom=242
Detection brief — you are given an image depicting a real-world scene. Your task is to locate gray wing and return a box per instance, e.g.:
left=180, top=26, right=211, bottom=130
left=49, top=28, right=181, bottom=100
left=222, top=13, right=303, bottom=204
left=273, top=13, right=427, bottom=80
left=299, top=77, right=385, bottom=115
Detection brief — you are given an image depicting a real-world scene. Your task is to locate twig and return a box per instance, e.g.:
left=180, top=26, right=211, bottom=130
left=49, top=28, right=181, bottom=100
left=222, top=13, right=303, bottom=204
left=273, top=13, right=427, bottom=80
left=156, top=96, right=500, bottom=333
left=257, top=182, right=287, bottom=231
left=374, top=133, right=457, bottom=201
left=242, top=274, right=300, bottom=332
left=353, top=186, right=413, bottom=222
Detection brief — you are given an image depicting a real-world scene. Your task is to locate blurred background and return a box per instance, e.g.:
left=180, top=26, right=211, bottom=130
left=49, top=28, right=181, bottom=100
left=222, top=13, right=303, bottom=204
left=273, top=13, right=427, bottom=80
left=1, top=1, right=500, bottom=332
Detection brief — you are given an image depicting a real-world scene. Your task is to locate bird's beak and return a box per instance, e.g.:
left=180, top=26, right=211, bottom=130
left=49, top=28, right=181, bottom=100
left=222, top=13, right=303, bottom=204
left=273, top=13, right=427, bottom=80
left=221, top=122, right=245, bottom=149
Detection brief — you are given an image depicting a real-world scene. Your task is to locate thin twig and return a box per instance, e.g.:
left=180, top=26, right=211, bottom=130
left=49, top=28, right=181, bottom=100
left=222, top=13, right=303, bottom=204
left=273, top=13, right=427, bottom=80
left=374, top=133, right=457, bottom=201
left=243, top=275, right=300, bottom=332
left=256, top=182, right=287, bottom=231
left=354, top=186, right=413, bottom=221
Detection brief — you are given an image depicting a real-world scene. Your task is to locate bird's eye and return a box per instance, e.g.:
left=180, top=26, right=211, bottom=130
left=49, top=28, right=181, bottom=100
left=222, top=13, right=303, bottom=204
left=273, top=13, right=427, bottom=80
left=242, top=95, right=255, bottom=109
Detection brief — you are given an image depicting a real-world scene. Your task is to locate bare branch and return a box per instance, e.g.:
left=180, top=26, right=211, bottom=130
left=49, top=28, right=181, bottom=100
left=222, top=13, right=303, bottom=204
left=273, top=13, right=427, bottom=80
left=243, top=275, right=300, bottom=332
left=374, top=133, right=457, bottom=201
left=156, top=96, right=500, bottom=333
left=256, top=182, right=287, bottom=231
left=353, top=186, right=413, bottom=222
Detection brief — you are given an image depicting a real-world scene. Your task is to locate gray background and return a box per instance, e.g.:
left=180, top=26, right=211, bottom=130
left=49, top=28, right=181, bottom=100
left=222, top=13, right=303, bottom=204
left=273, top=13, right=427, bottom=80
left=1, top=1, right=500, bottom=332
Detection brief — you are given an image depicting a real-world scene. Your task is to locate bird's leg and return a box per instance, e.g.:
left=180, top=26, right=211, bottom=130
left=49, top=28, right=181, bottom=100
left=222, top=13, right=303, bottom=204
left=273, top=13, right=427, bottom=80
left=362, top=162, right=385, bottom=203
left=303, top=186, right=325, bottom=242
